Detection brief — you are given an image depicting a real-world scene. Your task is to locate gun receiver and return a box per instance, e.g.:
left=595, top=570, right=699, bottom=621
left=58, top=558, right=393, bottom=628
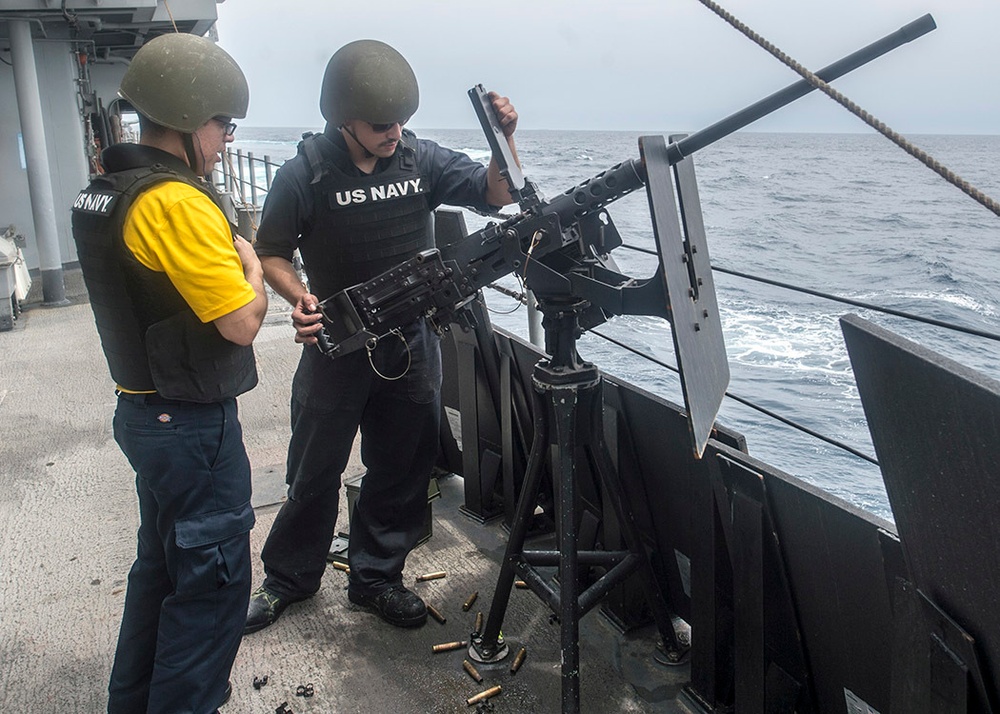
left=314, top=14, right=935, bottom=358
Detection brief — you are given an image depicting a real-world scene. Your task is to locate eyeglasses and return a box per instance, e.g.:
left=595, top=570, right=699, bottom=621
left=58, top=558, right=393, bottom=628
left=367, top=119, right=406, bottom=133
left=214, top=117, right=238, bottom=136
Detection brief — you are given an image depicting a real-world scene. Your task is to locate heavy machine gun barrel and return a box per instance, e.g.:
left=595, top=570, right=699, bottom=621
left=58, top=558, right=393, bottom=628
left=314, top=14, right=936, bottom=357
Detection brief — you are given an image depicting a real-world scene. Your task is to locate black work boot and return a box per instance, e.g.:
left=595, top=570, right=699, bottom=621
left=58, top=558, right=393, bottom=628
left=349, top=585, right=427, bottom=627
left=244, top=586, right=292, bottom=635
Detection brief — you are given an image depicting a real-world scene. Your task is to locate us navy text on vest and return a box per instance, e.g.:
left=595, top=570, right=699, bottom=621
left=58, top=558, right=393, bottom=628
left=73, top=190, right=117, bottom=215
left=334, top=178, right=425, bottom=207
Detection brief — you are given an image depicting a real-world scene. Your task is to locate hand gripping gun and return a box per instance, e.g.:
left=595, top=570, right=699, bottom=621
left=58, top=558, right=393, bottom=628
left=314, top=15, right=934, bottom=457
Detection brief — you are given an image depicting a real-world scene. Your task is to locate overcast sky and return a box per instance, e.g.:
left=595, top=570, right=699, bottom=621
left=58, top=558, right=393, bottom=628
left=215, top=0, right=998, bottom=135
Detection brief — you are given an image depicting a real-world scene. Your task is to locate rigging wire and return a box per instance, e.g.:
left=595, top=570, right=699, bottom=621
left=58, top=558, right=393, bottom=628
left=623, top=243, right=1000, bottom=343
left=162, top=1, right=179, bottom=34
left=695, top=0, right=1000, bottom=219
left=604, top=242, right=993, bottom=463
left=589, top=327, right=880, bottom=466
left=713, top=264, right=1000, bottom=343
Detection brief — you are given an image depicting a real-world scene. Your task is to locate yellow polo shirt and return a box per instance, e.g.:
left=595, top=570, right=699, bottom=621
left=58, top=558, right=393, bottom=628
left=123, top=181, right=255, bottom=324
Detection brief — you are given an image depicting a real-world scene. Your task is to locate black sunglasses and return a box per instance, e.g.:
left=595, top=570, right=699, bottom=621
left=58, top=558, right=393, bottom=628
left=367, top=119, right=406, bottom=133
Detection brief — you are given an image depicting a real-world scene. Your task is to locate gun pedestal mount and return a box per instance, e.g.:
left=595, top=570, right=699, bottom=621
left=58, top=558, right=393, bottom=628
left=468, top=295, right=683, bottom=714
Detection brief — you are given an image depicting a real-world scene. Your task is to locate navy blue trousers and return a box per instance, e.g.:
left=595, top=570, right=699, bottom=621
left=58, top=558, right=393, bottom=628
left=260, top=320, right=441, bottom=600
left=108, top=394, right=254, bottom=714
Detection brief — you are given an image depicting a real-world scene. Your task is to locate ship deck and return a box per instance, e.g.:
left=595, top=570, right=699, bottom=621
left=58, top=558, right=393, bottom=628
left=0, top=270, right=693, bottom=713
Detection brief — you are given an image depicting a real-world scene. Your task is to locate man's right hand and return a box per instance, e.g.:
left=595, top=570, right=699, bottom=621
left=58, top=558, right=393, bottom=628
left=213, top=234, right=268, bottom=346
left=291, top=292, right=323, bottom=345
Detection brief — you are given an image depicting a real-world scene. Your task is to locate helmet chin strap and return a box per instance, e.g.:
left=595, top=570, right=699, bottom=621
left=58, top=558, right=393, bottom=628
left=341, top=123, right=375, bottom=159
left=182, top=132, right=207, bottom=178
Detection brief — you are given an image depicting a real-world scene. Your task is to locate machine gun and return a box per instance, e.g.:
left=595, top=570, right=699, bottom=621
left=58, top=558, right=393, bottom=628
left=315, top=13, right=935, bottom=458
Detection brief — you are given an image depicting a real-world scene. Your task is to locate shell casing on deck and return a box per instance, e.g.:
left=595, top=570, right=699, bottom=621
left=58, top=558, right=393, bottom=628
left=432, top=640, right=467, bottom=653
left=466, top=685, right=502, bottom=706
left=514, top=580, right=528, bottom=589
left=462, top=659, right=483, bottom=682
left=473, top=611, right=483, bottom=635
left=332, top=561, right=350, bottom=572
left=426, top=603, right=447, bottom=624
left=462, top=591, right=478, bottom=611
left=416, top=570, right=447, bottom=582
left=510, top=646, right=527, bottom=674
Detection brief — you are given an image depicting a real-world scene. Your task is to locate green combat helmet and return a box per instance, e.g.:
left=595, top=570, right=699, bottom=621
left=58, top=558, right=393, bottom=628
left=119, top=33, right=249, bottom=132
left=320, top=39, right=419, bottom=127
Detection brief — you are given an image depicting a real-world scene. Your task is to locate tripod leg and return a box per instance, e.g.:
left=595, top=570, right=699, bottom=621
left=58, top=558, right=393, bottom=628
left=549, top=385, right=584, bottom=714
left=475, top=385, right=551, bottom=659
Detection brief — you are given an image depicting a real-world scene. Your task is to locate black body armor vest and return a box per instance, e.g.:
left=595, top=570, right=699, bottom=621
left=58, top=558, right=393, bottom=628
left=71, top=144, right=257, bottom=402
left=296, top=131, right=434, bottom=301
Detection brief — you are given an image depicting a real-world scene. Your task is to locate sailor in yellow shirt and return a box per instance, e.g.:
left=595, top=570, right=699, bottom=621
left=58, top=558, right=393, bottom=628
left=71, top=33, right=265, bottom=714
left=124, top=181, right=256, bottom=325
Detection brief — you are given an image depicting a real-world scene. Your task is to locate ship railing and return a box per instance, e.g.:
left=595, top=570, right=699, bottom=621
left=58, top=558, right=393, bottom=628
left=214, top=148, right=280, bottom=232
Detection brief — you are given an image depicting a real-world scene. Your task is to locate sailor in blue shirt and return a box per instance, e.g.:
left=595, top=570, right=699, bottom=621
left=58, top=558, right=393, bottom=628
left=247, top=39, right=519, bottom=632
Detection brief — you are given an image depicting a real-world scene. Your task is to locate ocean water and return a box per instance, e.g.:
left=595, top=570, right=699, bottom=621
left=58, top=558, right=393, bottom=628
left=230, top=127, right=1000, bottom=521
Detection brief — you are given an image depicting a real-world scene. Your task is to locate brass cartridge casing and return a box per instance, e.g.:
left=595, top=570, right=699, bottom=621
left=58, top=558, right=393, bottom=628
left=432, top=640, right=467, bottom=653
left=462, top=659, right=483, bottom=683
left=466, top=685, right=502, bottom=706
left=510, top=646, right=527, bottom=674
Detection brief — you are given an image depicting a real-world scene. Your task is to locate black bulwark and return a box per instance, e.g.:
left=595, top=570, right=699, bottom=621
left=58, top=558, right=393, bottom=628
left=842, top=314, right=1000, bottom=712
